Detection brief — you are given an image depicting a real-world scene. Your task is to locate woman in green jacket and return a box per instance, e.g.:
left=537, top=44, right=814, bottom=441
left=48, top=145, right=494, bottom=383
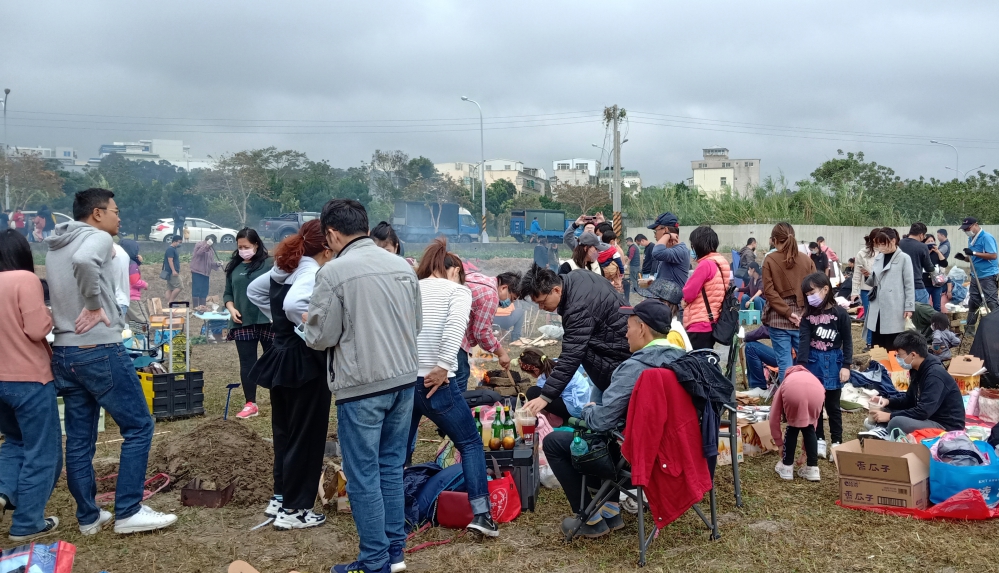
left=223, top=228, right=273, bottom=419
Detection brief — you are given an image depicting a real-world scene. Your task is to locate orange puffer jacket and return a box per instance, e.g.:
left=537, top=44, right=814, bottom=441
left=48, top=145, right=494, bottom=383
left=683, top=253, right=731, bottom=328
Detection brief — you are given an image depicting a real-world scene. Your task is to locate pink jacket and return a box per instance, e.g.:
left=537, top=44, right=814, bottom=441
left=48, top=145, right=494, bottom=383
left=682, top=252, right=731, bottom=332
left=770, top=365, right=826, bottom=448
left=129, top=261, right=148, bottom=301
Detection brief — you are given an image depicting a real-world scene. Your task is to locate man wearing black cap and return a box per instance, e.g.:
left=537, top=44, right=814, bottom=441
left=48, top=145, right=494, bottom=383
left=543, top=298, right=685, bottom=538
left=955, top=217, right=999, bottom=331
left=634, top=274, right=691, bottom=350
left=646, top=212, right=690, bottom=289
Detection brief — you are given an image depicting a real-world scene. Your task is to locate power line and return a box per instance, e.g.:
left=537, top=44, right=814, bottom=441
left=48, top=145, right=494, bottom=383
left=9, top=109, right=602, bottom=124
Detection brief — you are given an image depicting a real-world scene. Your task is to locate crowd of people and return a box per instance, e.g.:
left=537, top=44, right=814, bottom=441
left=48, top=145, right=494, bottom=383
left=1, top=193, right=994, bottom=571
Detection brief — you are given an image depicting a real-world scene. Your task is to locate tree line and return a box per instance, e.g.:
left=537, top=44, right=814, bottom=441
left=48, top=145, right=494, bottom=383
left=2, top=148, right=997, bottom=240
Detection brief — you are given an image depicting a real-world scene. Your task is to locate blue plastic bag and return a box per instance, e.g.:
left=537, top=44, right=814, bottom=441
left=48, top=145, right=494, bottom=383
left=923, top=437, right=999, bottom=507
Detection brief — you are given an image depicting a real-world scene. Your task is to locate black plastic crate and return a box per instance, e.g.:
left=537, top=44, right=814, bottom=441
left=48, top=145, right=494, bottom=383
left=483, top=440, right=539, bottom=511
left=149, top=371, right=205, bottom=420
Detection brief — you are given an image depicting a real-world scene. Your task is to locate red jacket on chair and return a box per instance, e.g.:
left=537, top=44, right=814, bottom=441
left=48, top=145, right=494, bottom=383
left=622, top=368, right=712, bottom=529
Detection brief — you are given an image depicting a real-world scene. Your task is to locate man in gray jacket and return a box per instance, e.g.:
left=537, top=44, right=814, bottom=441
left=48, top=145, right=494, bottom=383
left=45, top=188, right=176, bottom=536
left=303, top=199, right=422, bottom=573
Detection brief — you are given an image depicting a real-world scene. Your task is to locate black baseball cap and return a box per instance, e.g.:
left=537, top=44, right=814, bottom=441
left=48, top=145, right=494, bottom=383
left=960, top=217, right=978, bottom=231
left=647, top=212, right=679, bottom=231
left=620, top=299, right=673, bottom=333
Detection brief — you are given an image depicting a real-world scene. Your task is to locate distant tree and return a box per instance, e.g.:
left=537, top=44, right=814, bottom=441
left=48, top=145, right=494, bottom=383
left=485, top=179, right=517, bottom=217
left=0, top=153, right=64, bottom=210
left=198, top=148, right=307, bottom=227
left=553, top=183, right=609, bottom=217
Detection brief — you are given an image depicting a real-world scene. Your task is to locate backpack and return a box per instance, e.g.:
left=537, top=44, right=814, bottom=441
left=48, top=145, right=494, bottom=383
left=700, top=261, right=739, bottom=346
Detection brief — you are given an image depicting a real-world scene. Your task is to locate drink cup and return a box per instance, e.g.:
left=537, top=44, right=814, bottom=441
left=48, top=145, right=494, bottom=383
left=521, top=419, right=537, bottom=447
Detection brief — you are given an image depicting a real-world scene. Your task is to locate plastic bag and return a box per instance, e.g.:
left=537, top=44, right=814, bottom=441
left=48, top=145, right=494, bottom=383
left=0, top=541, right=76, bottom=573
left=838, top=488, right=999, bottom=520
left=904, top=317, right=916, bottom=332
left=978, top=388, right=999, bottom=423
left=923, top=436, right=999, bottom=506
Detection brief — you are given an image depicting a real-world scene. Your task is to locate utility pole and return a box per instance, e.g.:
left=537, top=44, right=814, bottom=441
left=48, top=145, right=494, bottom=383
left=462, top=96, right=489, bottom=243
left=607, top=105, right=624, bottom=238
left=2, top=88, right=9, bottom=211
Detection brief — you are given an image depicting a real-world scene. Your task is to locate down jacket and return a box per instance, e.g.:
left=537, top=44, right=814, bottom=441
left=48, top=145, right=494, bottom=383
left=541, top=269, right=631, bottom=401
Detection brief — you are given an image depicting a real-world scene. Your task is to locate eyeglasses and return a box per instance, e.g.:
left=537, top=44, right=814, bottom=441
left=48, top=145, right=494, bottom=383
left=98, top=207, right=120, bottom=216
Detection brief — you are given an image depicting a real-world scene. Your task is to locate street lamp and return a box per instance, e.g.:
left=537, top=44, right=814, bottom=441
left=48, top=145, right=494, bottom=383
left=930, top=140, right=959, bottom=180
left=2, top=88, right=9, bottom=211
left=946, top=164, right=986, bottom=180
left=461, top=96, right=488, bottom=243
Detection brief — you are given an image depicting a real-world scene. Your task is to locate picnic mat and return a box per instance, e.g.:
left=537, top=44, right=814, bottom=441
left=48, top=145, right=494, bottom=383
left=838, top=489, right=999, bottom=520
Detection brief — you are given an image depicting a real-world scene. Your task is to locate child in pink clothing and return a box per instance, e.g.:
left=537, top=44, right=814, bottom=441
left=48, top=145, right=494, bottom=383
left=770, top=365, right=826, bottom=481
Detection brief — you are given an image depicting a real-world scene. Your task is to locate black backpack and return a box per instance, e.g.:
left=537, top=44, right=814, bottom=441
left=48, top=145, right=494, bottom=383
left=700, top=261, right=739, bottom=346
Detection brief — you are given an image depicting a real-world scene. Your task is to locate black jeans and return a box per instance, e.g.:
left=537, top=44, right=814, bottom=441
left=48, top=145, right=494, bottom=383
left=235, top=338, right=273, bottom=403
left=544, top=431, right=588, bottom=513
left=782, top=425, right=818, bottom=466
left=688, top=331, right=715, bottom=350
left=815, top=388, right=842, bottom=444
left=271, top=377, right=332, bottom=509
left=525, top=385, right=572, bottom=421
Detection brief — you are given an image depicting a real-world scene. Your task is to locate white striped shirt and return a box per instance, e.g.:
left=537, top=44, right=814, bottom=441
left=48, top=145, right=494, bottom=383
left=417, top=277, right=472, bottom=378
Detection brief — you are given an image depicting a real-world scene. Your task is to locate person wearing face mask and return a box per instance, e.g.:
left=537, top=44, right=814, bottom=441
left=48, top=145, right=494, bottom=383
left=456, top=268, right=520, bottom=391
left=808, top=242, right=829, bottom=276
left=223, top=227, right=273, bottom=420
left=407, top=240, right=500, bottom=538
left=245, top=220, right=333, bottom=530
left=492, top=271, right=527, bottom=341
left=796, top=272, right=852, bottom=460
left=868, top=331, right=965, bottom=435
left=954, top=217, right=999, bottom=334
left=864, top=227, right=915, bottom=351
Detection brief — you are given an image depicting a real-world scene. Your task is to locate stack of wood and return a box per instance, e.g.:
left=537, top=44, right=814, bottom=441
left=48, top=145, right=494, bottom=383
left=510, top=335, right=558, bottom=348
left=480, top=369, right=531, bottom=397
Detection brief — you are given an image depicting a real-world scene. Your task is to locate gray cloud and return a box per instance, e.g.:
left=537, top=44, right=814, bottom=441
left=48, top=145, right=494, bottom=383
left=3, top=0, right=998, bottom=184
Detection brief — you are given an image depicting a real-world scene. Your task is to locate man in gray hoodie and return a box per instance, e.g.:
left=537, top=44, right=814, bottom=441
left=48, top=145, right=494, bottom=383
left=45, top=188, right=176, bottom=536
left=303, top=199, right=422, bottom=573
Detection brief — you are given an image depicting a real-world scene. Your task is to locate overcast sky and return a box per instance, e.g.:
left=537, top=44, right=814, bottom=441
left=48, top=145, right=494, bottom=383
left=3, top=1, right=999, bottom=185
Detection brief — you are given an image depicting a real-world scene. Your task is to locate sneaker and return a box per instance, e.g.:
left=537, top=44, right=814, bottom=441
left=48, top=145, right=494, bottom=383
left=9, top=517, right=58, bottom=542
left=0, top=493, right=12, bottom=523
left=264, top=496, right=282, bottom=518
left=743, top=387, right=769, bottom=399
left=236, top=402, right=259, bottom=419
left=604, top=513, right=625, bottom=531
left=389, top=547, right=406, bottom=573
left=466, top=513, right=499, bottom=538
left=113, top=505, right=178, bottom=534
left=816, top=439, right=827, bottom=459
left=80, top=509, right=113, bottom=536
left=859, top=427, right=891, bottom=441
left=332, top=562, right=390, bottom=573
left=829, top=442, right=841, bottom=461
left=274, top=508, right=326, bottom=530
left=797, top=465, right=821, bottom=482
left=560, top=516, right=610, bottom=539
left=774, top=461, right=794, bottom=480
left=862, top=417, right=878, bottom=431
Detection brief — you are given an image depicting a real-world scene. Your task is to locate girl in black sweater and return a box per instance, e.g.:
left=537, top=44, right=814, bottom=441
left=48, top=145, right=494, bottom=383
left=797, top=272, right=853, bottom=458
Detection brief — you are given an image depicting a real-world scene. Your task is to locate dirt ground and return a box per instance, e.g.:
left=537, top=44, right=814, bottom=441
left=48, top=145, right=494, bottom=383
left=12, top=259, right=999, bottom=572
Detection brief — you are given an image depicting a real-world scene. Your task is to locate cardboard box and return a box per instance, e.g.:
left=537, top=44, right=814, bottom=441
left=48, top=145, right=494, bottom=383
left=740, top=421, right=779, bottom=457
left=949, top=355, right=986, bottom=395
left=717, top=426, right=744, bottom=466
left=834, top=439, right=931, bottom=510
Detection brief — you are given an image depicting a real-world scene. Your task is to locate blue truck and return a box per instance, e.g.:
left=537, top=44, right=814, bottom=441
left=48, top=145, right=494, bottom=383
left=392, top=201, right=480, bottom=243
left=510, top=209, right=573, bottom=243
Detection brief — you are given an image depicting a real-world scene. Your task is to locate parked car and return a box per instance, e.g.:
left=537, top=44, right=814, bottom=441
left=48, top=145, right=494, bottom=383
left=22, top=210, right=73, bottom=226
left=149, top=218, right=238, bottom=245
left=259, top=212, right=320, bottom=241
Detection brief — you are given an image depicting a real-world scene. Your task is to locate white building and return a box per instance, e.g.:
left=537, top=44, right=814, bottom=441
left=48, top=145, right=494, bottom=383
left=689, top=147, right=760, bottom=197
left=8, top=145, right=85, bottom=167
left=552, top=158, right=601, bottom=187
left=97, top=139, right=212, bottom=170
left=597, top=168, right=643, bottom=193
left=435, top=159, right=549, bottom=195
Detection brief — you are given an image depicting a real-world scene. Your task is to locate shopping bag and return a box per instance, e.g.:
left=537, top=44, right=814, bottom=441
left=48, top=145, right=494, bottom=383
left=922, top=436, right=999, bottom=506
left=0, top=541, right=76, bottom=573
left=433, top=469, right=521, bottom=527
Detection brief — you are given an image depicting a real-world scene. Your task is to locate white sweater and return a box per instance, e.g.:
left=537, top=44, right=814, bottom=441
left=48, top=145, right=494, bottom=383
left=417, top=277, right=472, bottom=378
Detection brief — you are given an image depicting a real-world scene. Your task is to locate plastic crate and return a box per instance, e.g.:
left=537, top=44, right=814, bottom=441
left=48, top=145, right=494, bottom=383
left=482, top=440, right=540, bottom=511
left=139, top=371, right=205, bottom=420
left=739, top=309, right=762, bottom=326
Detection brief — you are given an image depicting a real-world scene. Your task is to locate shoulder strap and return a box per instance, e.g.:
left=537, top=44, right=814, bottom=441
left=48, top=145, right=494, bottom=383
left=700, top=259, right=726, bottom=323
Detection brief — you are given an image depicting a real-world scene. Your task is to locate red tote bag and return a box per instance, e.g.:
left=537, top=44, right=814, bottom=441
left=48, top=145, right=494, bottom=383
left=436, top=470, right=521, bottom=528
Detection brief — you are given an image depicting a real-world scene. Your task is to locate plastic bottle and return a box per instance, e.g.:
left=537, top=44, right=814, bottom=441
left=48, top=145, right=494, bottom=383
left=570, top=432, right=589, bottom=456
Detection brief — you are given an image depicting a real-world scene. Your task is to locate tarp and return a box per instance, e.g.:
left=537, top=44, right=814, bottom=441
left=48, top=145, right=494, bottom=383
left=837, top=488, right=999, bottom=520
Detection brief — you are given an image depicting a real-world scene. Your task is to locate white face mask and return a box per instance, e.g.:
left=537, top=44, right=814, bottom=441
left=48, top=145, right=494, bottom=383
left=895, top=353, right=913, bottom=370
left=966, top=230, right=976, bottom=237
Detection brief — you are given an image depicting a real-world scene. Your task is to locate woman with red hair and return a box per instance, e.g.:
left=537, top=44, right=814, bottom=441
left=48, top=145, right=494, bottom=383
left=247, top=219, right=334, bottom=531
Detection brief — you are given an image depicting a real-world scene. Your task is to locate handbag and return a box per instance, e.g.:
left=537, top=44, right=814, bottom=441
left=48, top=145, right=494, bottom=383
left=700, top=261, right=739, bottom=346
left=160, top=269, right=171, bottom=280
left=570, top=431, right=620, bottom=481
left=931, top=266, right=948, bottom=287
left=435, top=457, right=521, bottom=528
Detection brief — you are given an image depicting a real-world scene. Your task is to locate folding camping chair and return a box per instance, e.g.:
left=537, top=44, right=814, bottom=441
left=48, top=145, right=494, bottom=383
left=562, top=368, right=736, bottom=566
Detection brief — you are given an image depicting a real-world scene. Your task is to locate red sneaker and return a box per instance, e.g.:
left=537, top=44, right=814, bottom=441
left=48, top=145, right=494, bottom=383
left=236, top=402, right=259, bottom=419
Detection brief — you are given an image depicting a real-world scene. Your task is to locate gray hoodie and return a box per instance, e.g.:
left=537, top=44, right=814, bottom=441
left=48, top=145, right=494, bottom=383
left=45, top=221, right=125, bottom=346
left=580, top=340, right=686, bottom=432
left=247, top=256, right=320, bottom=326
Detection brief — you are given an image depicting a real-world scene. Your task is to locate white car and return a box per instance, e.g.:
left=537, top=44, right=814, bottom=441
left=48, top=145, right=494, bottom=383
left=149, top=218, right=238, bottom=245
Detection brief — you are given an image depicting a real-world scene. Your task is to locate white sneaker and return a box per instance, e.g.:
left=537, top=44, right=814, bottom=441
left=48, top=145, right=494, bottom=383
left=114, top=505, right=178, bottom=534
left=775, top=461, right=794, bottom=480
left=797, top=465, right=821, bottom=482
left=816, top=439, right=827, bottom=459
left=273, top=508, right=326, bottom=530
left=743, top=387, right=769, bottom=399
left=829, top=442, right=841, bottom=461
left=80, top=509, right=113, bottom=536
left=264, top=496, right=282, bottom=518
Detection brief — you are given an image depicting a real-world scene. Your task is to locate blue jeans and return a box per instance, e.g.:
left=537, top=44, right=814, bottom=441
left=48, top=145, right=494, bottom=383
left=338, top=387, right=414, bottom=572
left=860, top=290, right=872, bottom=345
left=51, top=344, right=154, bottom=524
left=739, top=294, right=764, bottom=312
left=0, top=381, right=62, bottom=536
left=454, top=350, right=471, bottom=392
left=925, top=285, right=942, bottom=312
left=408, top=378, right=490, bottom=516
left=914, top=288, right=930, bottom=305
left=769, top=327, right=800, bottom=382
left=744, top=342, right=778, bottom=389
